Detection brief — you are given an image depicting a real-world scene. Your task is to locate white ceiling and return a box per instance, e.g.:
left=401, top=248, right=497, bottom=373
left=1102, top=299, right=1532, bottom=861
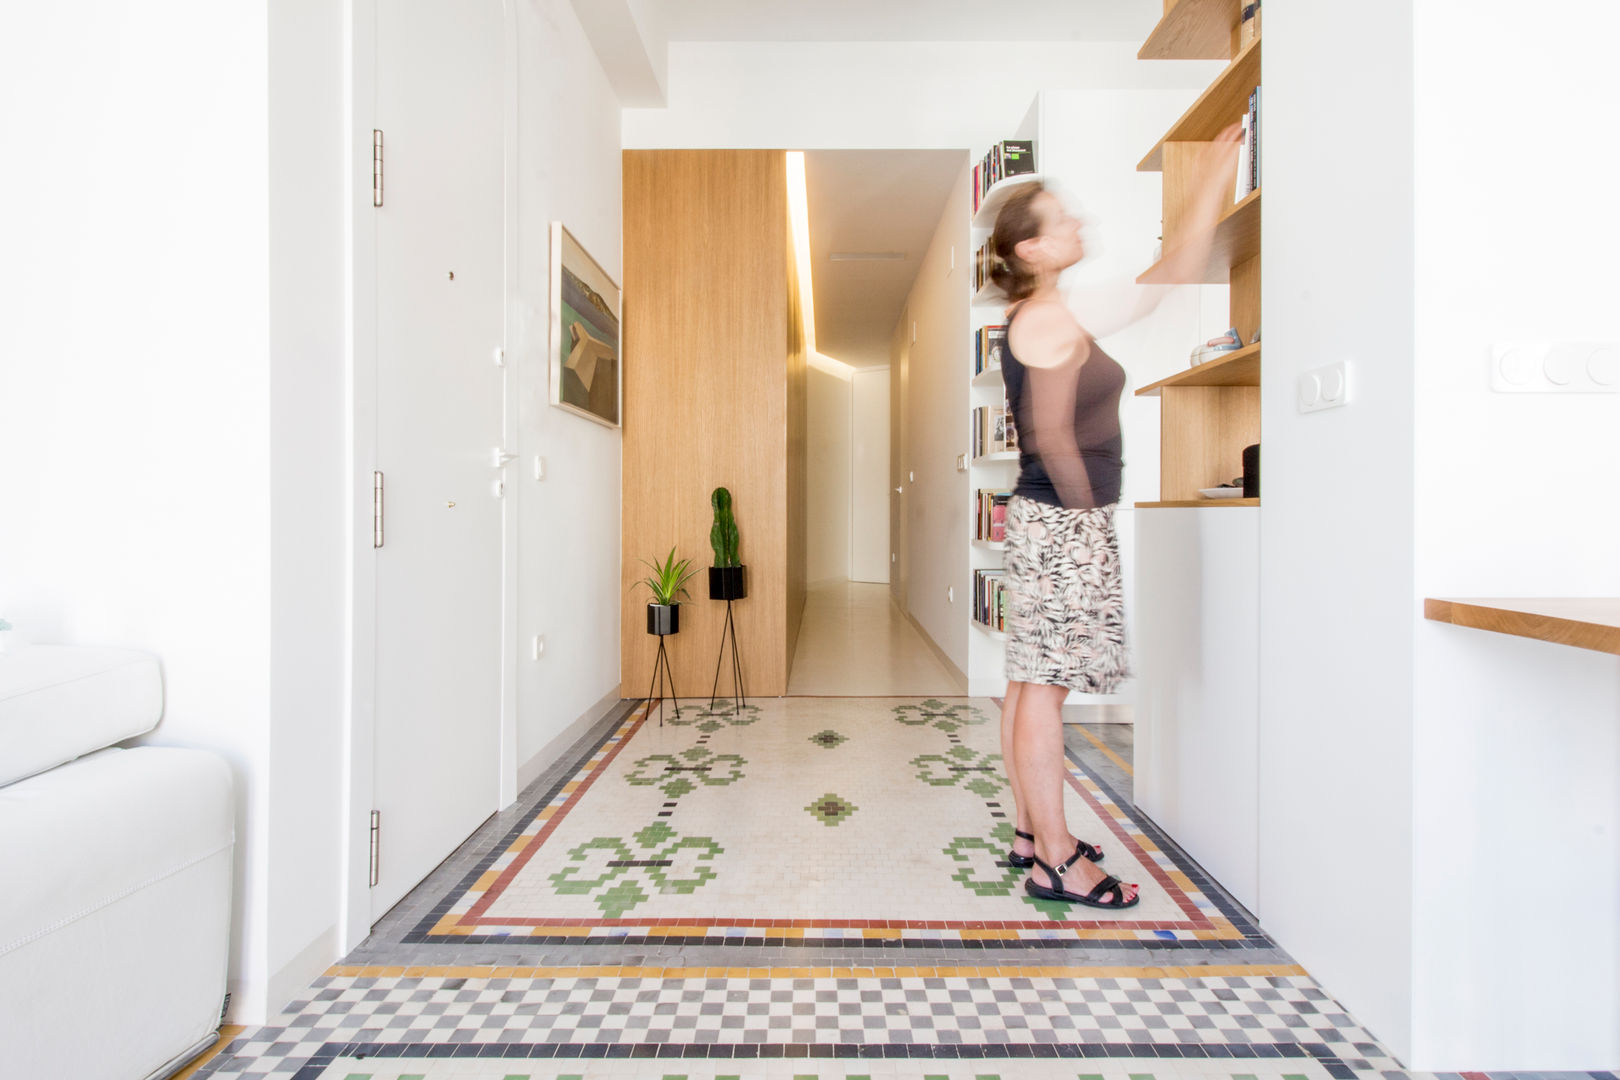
left=804, top=150, right=965, bottom=369
left=661, top=0, right=1159, bottom=43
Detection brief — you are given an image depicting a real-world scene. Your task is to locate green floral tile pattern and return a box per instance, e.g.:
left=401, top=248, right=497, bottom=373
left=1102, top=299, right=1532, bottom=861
left=548, top=823, right=722, bottom=916
left=891, top=698, right=988, bottom=732
left=807, top=728, right=848, bottom=749
left=804, top=791, right=858, bottom=827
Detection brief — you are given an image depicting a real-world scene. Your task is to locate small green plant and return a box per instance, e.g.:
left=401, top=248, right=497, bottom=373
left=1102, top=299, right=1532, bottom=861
left=638, top=547, right=698, bottom=606
left=710, top=487, right=741, bottom=568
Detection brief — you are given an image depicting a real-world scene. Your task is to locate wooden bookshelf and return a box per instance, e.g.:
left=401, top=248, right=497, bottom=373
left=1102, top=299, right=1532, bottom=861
left=1137, top=10, right=1262, bottom=509
left=1138, top=36, right=1261, bottom=173
left=1135, top=342, right=1260, bottom=397
left=1138, top=190, right=1260, bottom=285
left=1139, top=0, right=1242, bottom=61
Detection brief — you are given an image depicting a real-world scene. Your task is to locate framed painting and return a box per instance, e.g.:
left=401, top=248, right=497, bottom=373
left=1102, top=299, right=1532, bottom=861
left=548, top=222, right=621, bottom=427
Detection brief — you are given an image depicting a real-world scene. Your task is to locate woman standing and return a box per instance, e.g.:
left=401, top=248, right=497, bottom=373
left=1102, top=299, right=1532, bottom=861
left=992, top=129, right=1241, bottom=908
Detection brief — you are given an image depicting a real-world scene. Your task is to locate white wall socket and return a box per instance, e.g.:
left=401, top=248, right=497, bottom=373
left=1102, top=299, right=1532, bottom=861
left=946, top=585, right=954, bottom=604
left=533, top=456, right=546, bottom=480
left=1492, top=342, right=1620, bottom=393
left=1297, top=361, right=1349, bottom=413
left=532, top=634, right=545, bottom=660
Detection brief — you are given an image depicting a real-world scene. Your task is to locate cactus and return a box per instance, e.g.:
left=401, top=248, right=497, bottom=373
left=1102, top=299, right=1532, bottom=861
left=710, top=487, right=741, bottom=567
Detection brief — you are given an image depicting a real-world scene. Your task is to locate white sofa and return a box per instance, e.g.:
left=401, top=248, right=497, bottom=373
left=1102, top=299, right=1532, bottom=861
left=0, top=646, right=235, bottom=1080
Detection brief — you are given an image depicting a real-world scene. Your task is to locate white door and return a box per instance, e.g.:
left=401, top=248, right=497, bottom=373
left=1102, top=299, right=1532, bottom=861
left=850, top=368, right=891, bottom=583
left=371, top=0, right=507, bottom=919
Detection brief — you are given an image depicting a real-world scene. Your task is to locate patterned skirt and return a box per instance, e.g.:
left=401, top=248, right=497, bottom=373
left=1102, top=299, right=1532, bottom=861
left=1003, top=495, right=1130, bottom=693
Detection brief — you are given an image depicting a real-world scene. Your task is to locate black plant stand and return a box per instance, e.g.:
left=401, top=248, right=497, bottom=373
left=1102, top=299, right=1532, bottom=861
left=646, top=632, right=680, bottom=726
left=709, top=599, right=746, bottom=712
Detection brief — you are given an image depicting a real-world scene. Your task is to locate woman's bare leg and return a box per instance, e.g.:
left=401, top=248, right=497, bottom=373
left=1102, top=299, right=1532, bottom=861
left=1000, top=682, right=1033, bottom=858
left=1012, top=682, right=1136, bottom=902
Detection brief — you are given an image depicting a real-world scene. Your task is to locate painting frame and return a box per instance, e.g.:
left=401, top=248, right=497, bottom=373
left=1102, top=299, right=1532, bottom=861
left=548, top=221, right=622, bottom=429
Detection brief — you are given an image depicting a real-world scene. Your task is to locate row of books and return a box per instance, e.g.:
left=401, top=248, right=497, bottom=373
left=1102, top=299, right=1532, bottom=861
left=970, top=404, right=1018, bottom=460
left=973, top=569, right=1009, bottom=634
left=974, top=325, right=1007, bottom=376
left=975, top=489, right=1012, bottom=543
left=973, top=239, right=999, bottom=295
left=971, top=139, right=1036, bottom=216
left=1235, top=86, right=1262, bottom=201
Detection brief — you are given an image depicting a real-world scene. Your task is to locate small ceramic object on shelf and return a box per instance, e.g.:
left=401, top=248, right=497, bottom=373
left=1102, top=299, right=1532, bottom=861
left=1189, top=327, right=1243, bottom=367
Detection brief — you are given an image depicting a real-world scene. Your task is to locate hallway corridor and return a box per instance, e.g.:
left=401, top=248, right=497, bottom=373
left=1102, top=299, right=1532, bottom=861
left=787, top=581, right=965, bottom=696
left=185, top=696, right=1442, bottom=1080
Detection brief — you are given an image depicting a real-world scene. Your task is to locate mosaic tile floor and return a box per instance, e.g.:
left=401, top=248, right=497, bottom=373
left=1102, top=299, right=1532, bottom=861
left=191, top=698, right=1616, bottom=1080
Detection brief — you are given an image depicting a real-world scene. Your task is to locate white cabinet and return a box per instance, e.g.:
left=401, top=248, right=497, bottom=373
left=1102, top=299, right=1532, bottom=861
left=1133, top=506, right=1260, bottom=913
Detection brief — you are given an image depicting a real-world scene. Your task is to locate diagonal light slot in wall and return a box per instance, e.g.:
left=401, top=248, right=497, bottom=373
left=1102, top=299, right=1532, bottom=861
left=786, top=150, right=818, bottom=355
left=790, top=152, right=859, bottom=381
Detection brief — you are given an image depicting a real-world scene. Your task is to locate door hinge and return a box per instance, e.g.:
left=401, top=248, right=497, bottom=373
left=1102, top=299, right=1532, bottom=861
left=372, top=470, right=385, bottom=548
left=368, top=810, right=381, bottom=887
left=371, top=130, right=384, bottom=208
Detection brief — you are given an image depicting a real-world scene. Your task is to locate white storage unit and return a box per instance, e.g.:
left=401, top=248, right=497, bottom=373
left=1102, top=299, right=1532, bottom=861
left=1132, top=507, right=1260, bottom=913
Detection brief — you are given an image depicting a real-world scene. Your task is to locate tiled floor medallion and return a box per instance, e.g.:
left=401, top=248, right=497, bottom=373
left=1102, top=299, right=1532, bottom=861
left=410, top=698, right=1252, bottom=946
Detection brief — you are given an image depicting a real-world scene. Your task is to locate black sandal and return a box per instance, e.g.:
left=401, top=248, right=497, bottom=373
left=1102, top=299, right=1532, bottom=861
left=1024, top=852, right=1139, bottom=909
left=1008, top=830, right=1104, bottom=869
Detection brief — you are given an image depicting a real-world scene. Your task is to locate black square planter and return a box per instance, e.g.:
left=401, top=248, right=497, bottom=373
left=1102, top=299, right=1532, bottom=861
left=708, top=565, right=747, bottom=601
left=646, top=603, right=680, bottom=636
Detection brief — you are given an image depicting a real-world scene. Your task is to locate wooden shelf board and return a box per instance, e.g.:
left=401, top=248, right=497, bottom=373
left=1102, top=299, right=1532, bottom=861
left=1138, top=35, right=1261, bottom=172
left=1424, top=598, right=1620, bottom=657
left=971, top=367, right=1004, bottom=388
left=971, top=451, right=1020, bottom=466
left=1137, top=189, right=1260, bottom=285
left=971, top=173, right=1043, bottom=230
left=1139, top=0, right=1240, bottom=60
left=1136, top=499, right=1259, bottom=508
left=1136, top=343, right=1259, bottom=397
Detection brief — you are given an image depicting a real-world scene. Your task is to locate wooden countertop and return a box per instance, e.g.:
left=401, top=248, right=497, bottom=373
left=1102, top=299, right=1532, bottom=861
left=1423, top=598, right=1620, bottom=656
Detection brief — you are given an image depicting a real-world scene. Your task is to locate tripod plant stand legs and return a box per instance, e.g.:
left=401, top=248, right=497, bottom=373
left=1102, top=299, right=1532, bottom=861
left=645, top=632, right=679, bottom=726
left=709, top=599, right=746, bottom=712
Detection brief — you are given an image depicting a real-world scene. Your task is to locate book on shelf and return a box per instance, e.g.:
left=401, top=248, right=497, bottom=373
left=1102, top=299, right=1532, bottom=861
left=970, top=404, right=1019, bottom=459
left=975, top=488, right=1012, bottom=542
left=973, top=239, right=997, bottom=294
left=973, top=568, right=1009, bottom=633
left=1235, top=87, right=1261, bottom=202
left=1239, top=0, right=1260, bottom=47
left=972, top=139, right=1038, bottom=215
left=975, top=325, right=1007, bottom=376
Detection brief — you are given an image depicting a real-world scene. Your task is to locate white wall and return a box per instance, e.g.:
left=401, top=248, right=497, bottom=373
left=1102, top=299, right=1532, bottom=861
left=624, top=41, right=1218, bottom=151
left=850, top=369, right=891, bottom=584
left=266, top=0, right=348, bottom=1015
left=1259, top=0, right=1418, bottom=1058
left=897, top=161, right=973, bottom=675
left=1408, top=0, right=1620, bottom=1066
left=0, top=0, right=277, bottom=1020
left=2, top=0, right=628, bottom=1025
left=512, top=0, right=625, bottom=784
left=807, top=364, right=854, bottom=583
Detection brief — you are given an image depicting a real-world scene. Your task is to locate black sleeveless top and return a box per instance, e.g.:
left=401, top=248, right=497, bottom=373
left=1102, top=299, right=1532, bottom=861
left=1001, top=304, right=1126, bottom=509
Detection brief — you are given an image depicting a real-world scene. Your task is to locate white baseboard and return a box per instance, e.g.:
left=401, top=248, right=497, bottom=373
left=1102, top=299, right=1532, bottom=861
left=266, top=923, right=338, bottom=1021
left=517, top=689, right=627, bottom=792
